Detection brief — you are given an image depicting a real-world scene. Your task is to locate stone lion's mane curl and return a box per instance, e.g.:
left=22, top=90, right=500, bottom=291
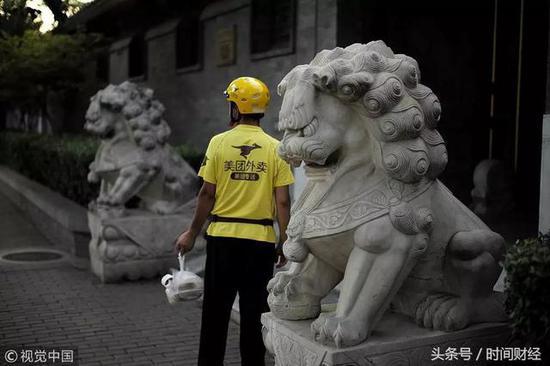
left=281, top=41, right=447, bottom=183
left=95, top=81, right=171, bottom=149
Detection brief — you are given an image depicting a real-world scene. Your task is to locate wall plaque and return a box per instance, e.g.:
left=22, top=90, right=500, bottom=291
left=217, top=26, right=236, bottom=66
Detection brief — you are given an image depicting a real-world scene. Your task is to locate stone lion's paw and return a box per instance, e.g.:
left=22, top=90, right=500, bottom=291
left=311, top=314, right=367, bottom=348
left=97, top=194, right=110, bottom=205
left=266, top=277, right=277, bottom=292
left=267, top=272, right=294, bottom=296
left=149, top=202, right=177, bottom=215
left=415, top=294, right=470, bottom=331
left=311, top=312, right=336, bottom=344
left=284, top=277, right=300, bottom=298
left=99, top=192, right=121, bottom=206
left=431, top=297, right=458, bottom=330
left=333, top=319, right=367, bottom=348
left=312, top=314, right=367, bottom=348
left=440, top=301, right=470, bottom=331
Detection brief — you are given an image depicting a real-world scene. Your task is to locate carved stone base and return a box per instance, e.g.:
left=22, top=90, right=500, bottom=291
left=262, top=311, right=511, bottom=366
left=88, top=210, right=205, bottom=283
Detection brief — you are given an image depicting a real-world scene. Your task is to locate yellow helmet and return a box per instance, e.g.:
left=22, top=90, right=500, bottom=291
left=224, top=77, right=270, bottom=114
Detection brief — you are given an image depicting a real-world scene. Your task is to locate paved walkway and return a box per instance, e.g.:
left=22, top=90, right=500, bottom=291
left=0, top=192, right=274, bottom=365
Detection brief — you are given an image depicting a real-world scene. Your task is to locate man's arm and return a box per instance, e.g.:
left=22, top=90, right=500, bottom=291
left=275, top=185, right=291, bottom=267
left=175, top=181, right=216, bottom=254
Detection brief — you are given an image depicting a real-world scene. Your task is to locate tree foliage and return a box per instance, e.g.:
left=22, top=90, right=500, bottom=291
left=0, top=0, right=100, bottom=112
left=43, top=0, right=87, bottom=23
left=1, top=0, right=89, bottom=36
left=0, top=30, right=101, bottom=109
left=0, top=0, right=41, bottom=37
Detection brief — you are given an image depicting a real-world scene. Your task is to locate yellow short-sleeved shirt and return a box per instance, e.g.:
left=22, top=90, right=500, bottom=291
left=198, top=124, right=294, bottom=243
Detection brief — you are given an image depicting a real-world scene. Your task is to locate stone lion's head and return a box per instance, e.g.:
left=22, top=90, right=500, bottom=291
left=277, top=41, right=447, bottom=183
left=85, top=81, right=171, bottom=150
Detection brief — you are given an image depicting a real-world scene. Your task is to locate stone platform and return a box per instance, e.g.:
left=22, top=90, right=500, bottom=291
left=261, top=311, right=511, bottom=366
left=88, top=208, right=206, bottom=283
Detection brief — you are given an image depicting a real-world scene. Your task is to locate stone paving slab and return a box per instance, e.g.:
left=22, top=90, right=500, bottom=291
left=0, top=192, right=274, bottom=365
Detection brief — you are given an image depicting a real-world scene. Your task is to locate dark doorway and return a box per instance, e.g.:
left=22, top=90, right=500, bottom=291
left=337, top=0, right=548, bottom=239
left=492, top=0, right=548, bottom=232
left=128, top=32, right=147, bottom=79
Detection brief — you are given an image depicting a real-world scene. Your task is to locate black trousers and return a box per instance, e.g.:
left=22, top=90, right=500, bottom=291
left=197, top=236, right=275, bottom=366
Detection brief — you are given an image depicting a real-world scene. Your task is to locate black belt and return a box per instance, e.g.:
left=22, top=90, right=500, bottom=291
left=211, top=215, right=273, bottom=226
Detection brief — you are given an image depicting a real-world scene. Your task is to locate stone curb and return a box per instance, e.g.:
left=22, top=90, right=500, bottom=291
left=0, top=165, right=90, bottom=268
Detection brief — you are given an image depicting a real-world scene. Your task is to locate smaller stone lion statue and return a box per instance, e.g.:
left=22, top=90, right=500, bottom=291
left=85, top=81, right=197, bottom=217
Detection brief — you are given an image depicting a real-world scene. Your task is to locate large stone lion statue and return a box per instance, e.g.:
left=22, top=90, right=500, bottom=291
left=84, top=81, right=197, bottom=217
left=267, top=41, right=507, bottom=348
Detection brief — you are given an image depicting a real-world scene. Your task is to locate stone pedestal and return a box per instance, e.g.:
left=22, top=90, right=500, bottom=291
left=262, top=312, right=511, bottom=366
left=88, top=210, right=205, bottom=283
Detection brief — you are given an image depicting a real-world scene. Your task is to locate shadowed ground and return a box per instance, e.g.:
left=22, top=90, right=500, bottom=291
left=0, top=192, right=274, bottom=366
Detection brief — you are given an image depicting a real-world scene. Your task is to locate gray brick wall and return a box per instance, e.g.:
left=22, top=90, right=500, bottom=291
left=109, top=38, right=131, bottom=85
left=106, top=0, right=337, bottom=150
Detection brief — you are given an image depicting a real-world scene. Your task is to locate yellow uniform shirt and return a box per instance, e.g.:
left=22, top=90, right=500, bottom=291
left=198, top=124, right=294, bottom=243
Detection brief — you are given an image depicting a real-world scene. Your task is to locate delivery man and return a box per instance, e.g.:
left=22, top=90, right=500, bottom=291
left=175, top=76, right=294, bottom=366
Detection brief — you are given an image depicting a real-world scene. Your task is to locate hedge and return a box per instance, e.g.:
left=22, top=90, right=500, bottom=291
left=504, top=232, right=550, bottom=351
left=0, top=131, right=204, bottom=207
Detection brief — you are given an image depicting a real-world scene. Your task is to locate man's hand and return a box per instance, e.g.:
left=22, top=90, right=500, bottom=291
left=174, top=230, right=197, bottom=255
left=275, top=241, right=287, bottom=268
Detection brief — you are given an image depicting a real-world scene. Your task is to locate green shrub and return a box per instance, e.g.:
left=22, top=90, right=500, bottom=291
left=0, top=131, right=99, bottom=206
left=174, top=144, right=204, bottom=172
left=504, top=232, right=550, bottom=350
left=0, top=131, right=205, bottom=207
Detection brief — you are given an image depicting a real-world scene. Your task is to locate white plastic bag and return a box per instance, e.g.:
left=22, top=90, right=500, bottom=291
left=161, top=253, right=204, bottom=304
